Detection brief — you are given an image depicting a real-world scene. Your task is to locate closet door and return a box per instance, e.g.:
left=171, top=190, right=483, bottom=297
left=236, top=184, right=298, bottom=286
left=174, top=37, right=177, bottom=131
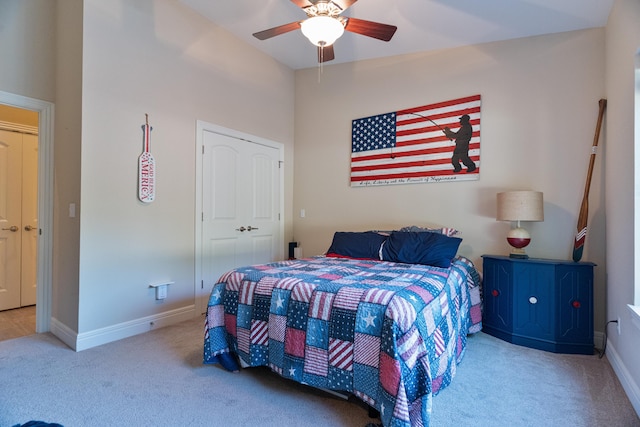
left=21, top=133, right=38, bottom=306
left=0, top=130, right=23, bottom=310
left=0, top=130, right=37, bottom=310
left=200, top=130, right=281, bottom=313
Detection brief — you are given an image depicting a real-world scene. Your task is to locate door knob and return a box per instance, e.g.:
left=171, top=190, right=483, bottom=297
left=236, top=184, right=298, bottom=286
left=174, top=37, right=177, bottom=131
left=2, top=225, right=18, bottom=232
left=235, top=226, right=246, bottom=232
left=24, top=225, right=34, bottom=231
left=247, top=226, right=259, bottom=231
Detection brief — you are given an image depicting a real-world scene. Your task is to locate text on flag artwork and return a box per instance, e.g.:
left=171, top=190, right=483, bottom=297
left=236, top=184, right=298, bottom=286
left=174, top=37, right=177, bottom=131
left=351, top=94, right=481, bottom=187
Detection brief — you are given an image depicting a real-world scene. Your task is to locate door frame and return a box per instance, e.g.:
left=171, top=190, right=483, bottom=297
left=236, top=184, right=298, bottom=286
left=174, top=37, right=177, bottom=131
left=194, top=120, right=284, bottom=313
left=0, top=90, right=54, bottom=333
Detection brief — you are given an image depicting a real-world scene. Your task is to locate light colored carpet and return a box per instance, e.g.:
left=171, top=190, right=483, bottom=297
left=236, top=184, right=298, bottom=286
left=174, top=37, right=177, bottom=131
left=0, top=315, right=638, bottom=427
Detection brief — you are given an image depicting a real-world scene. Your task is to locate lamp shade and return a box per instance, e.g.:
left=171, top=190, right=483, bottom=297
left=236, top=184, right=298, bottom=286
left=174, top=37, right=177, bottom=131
left=300, top=16, right=344, bottom=47
left=496, top=191, right=544, bottom=222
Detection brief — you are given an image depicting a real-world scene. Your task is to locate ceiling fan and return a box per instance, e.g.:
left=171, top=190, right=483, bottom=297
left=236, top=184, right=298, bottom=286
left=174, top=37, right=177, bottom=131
left=252, top=0, right=397, bottom=63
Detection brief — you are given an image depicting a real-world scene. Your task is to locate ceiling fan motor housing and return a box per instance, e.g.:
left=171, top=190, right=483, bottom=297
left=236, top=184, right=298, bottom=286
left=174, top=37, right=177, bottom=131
left=303, top=1, right=344, bottom=18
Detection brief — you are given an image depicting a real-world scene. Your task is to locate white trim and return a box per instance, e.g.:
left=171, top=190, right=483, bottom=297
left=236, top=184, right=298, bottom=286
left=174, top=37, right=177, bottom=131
left=70, top=305, right=196, bottom=351
left=49, top=316, right=78, bottom=350
left=605, top=339, right=640, bottom=418
left=194, top=120, right=285, bottom=313
left=0, top=90, right=54, bottom=334
left=628, top=304, right=640, bottom=331
left=635, top=50, right=640, bottom=306
left=0, top=120, right=38, bottom=135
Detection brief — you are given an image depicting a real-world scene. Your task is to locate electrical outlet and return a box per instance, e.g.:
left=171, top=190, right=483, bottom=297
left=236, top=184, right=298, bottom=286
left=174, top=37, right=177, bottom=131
left=617, top=317, right=621, bottom=335
left=150, top=282, right=173, bottom=300
left=156, top=284, right=167, bottom=300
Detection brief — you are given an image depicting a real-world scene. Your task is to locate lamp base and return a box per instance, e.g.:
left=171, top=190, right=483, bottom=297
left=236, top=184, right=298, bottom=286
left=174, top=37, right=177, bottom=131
left=506, top=227, right=531, bottom=259
left=509, top=249, right=529, bottom=259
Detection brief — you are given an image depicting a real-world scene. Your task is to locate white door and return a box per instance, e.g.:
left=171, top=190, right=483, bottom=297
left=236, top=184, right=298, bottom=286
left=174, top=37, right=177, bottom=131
left=0, top=129, right=37, bottom=311
left=21, top=133, right=38, bottom=306
left=200, top=130, right=281, bottom=312
left=0, top=130, right=22, bottom=310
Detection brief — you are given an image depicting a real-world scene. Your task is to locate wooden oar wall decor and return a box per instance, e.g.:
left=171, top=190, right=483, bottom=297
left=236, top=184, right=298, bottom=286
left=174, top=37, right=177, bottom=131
left=572, top=99, right=606, bottom=262
left=138, top=113, right=156, bottom=203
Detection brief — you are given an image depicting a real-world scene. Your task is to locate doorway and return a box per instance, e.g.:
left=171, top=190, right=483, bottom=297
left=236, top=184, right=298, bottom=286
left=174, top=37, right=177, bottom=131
left=0, top=90, right=54, bottom=335
left=0, top=109, right=39, bottom=315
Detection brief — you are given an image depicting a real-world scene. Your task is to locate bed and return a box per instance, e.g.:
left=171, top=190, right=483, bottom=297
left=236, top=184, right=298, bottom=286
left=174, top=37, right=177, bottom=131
left=203, top=229, right=482, bottom=427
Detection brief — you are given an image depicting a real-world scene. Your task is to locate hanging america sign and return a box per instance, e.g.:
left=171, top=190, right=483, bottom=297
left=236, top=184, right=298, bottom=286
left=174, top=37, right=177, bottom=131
left=138, top=114, right=156, bottom=203
left=350, top=94, right=481, bottom=187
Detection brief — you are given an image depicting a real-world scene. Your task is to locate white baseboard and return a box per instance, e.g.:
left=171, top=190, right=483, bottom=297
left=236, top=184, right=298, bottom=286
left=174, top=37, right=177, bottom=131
left=605, top=339, right=640, bottom=418
left=50, top=305, right=196, bottom=352
left=50, top=317, right=79, bottom=350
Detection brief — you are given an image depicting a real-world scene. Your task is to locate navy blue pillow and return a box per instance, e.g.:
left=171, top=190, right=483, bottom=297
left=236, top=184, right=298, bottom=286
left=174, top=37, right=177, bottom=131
left=381, top=231, right=462, bottom=267
left=326, top=232, right=387, bottom=260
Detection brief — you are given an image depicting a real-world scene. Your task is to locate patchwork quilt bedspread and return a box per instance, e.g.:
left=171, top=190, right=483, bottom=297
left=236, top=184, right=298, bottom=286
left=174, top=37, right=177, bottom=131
left=203, top=256, right=482, bottom=427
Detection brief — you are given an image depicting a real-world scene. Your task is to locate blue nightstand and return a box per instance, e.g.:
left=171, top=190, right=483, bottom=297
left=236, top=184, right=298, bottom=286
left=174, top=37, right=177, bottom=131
left=482, top=255, right=595, bottom=355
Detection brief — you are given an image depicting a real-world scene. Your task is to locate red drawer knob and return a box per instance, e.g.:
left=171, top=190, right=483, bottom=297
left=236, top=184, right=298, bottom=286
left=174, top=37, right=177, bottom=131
left=491, top=289, right=499, bottom=297
left=572, top=300, right=581, bottom=309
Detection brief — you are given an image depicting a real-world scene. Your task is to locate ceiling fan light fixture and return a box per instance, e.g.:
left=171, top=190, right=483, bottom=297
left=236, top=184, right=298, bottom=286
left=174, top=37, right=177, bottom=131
left=300, top=16, right=344, bottom=47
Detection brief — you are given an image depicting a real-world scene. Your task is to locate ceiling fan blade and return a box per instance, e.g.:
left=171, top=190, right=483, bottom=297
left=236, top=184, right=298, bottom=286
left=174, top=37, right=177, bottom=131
left=290, top=0, right=314, bottom=8
left=344, top=17, right=397, bottom=42
left=331, top=0, right=358, bottom=11
left=317, top=44, right=335, bottom=63
left=253, top=21, right=302, bottom=40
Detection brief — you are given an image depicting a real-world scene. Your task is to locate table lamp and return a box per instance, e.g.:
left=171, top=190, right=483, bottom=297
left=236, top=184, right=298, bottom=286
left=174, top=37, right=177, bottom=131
left=496, top=191, right=544, bottom=259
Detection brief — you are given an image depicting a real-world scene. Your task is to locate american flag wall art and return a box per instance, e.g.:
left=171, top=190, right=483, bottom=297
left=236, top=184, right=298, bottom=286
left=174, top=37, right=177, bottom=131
left=351, top=94, right=481, bottom=187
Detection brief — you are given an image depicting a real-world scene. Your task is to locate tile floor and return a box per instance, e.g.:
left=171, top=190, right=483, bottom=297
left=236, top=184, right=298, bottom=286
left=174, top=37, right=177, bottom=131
left=0, top=305, right=36, bottom=341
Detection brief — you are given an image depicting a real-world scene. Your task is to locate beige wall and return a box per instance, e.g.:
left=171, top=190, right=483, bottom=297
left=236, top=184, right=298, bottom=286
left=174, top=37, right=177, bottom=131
left=0, top=0, right=81, bottom=330
left=0, top=0, right=56, bottom=102
left=53, top=0, right=83, bottom=333
left=605, top=0, right=640, bottom=414
left=2, top=0, right=295, bottom=343
left=77, top=0, right=295, bottom=334
left=294, top=28, right=607, bottom=328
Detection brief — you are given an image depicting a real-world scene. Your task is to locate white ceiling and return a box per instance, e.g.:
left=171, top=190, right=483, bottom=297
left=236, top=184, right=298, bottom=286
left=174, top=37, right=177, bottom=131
left=179, top=0, right=614, bottom=70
